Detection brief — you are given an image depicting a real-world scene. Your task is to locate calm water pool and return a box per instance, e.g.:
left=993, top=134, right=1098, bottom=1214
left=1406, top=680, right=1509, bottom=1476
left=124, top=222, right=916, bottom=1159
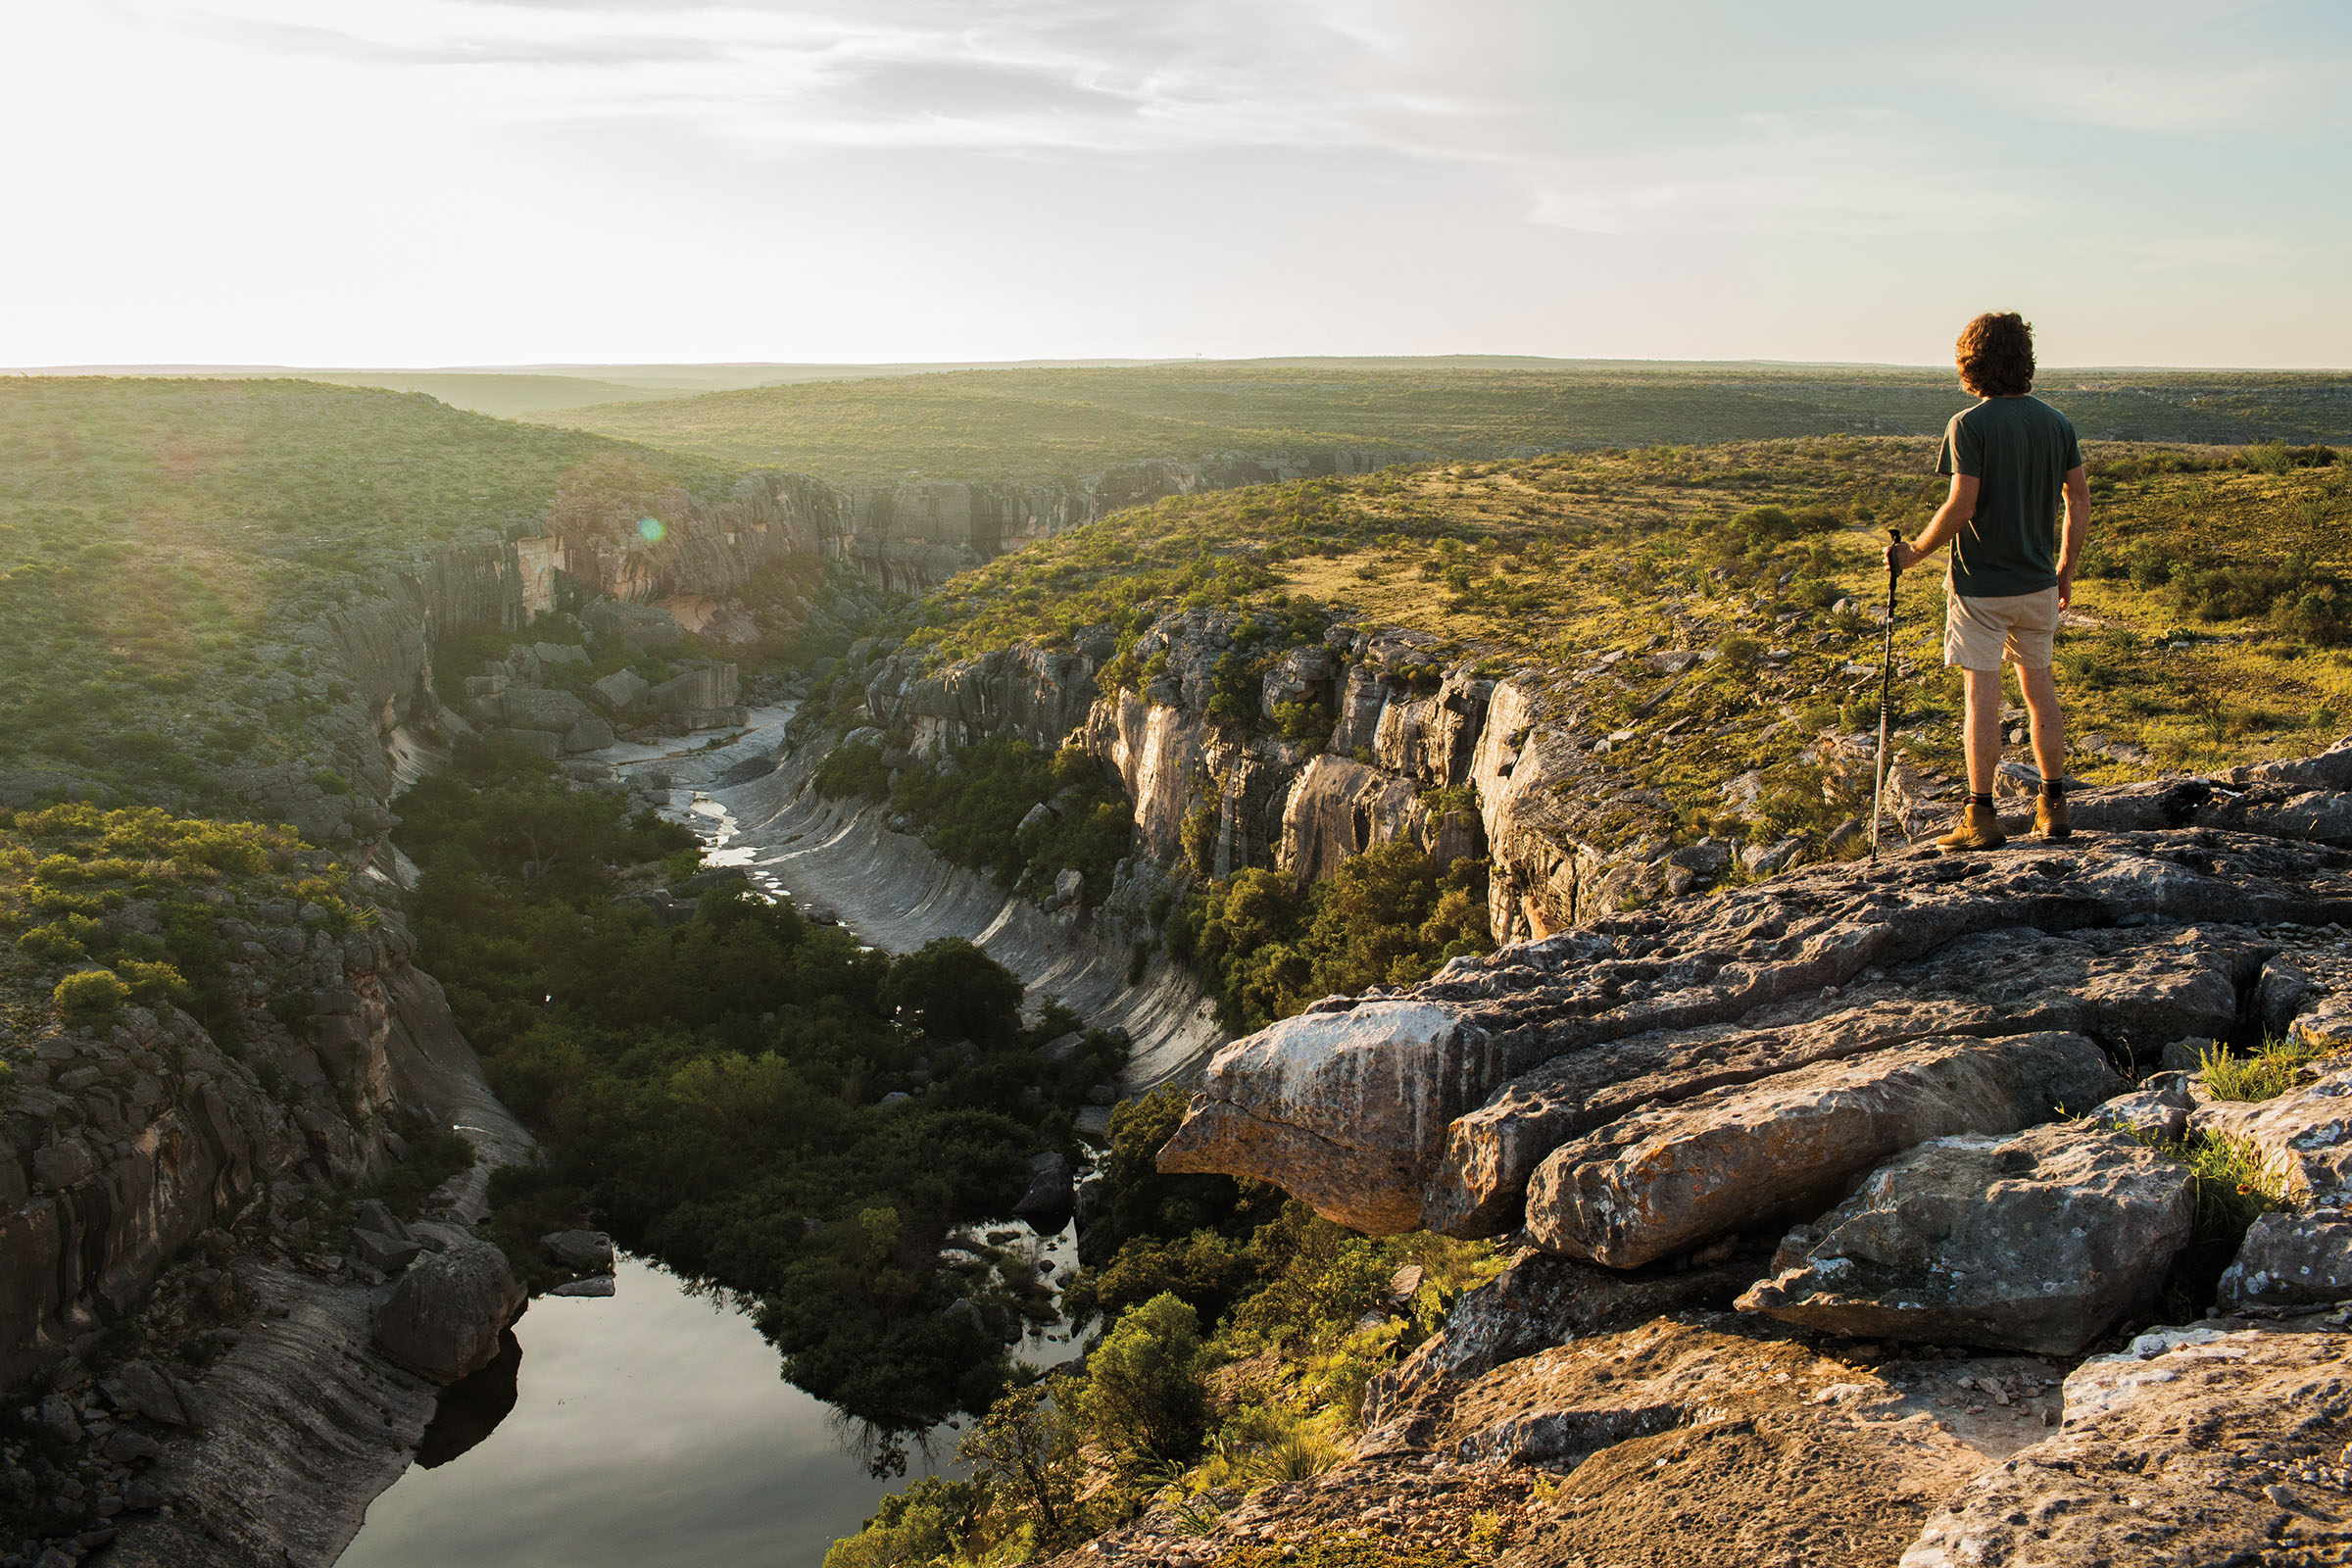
left=339, top=1244, right=1077, bottom=1567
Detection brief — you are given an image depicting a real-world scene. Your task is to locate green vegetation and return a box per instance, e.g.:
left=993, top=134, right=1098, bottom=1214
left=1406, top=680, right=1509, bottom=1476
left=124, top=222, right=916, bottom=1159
left=831, top=1079, right=1500, bottom=1566
left=2199, top=1035, right=2331, bottom=1102
left=1167, top=842, right=1492, bottom=1034
left=895, top=436, right=2352, bottom=858
left=394, top=741, right=1124, bottom=1453
left=815, top=733, right=1135, bottom=906
left=0, top=376, right=732, bottom=802
left=547, top=362, right=2352, bottom=479
left=0, top=803, right=359, bottom=1047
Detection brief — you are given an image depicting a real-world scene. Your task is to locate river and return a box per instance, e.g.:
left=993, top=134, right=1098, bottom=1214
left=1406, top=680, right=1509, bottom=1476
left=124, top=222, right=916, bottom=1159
left=340, top=1236, right=1080, bottom=1568
left=339, top=710, right=1090, bottom=1566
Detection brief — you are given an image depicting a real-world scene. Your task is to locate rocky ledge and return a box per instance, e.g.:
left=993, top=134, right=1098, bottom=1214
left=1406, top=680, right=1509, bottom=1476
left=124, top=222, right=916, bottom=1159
left=1147, top=740, right=2352, bottom=1562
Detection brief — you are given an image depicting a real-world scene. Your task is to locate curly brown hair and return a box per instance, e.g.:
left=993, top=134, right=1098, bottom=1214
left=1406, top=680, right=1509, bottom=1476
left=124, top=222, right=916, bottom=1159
left=1955, top=312, right=2035, bottom=397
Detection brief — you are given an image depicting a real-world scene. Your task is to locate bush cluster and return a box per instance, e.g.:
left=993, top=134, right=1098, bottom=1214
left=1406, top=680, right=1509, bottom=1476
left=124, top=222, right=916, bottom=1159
left=1166, top=840, right=1492, bottom=1034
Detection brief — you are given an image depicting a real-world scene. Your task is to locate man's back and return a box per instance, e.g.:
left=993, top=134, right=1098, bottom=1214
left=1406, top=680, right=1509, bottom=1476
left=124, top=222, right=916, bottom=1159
left=1936, top=395, right=2082, bottom=598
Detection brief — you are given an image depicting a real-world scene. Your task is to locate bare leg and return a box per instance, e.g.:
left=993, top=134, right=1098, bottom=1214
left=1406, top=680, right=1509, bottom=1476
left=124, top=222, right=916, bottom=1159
left=1962, top=667, right=2002, bottom=795
left=2019, top=662, right=2065, bottom=786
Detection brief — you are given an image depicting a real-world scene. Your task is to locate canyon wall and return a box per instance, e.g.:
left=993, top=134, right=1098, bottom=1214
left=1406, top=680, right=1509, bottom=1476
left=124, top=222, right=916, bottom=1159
left=855, top=608, right=1702, bottom=951
left=0, top=908, right=516, bottom=1388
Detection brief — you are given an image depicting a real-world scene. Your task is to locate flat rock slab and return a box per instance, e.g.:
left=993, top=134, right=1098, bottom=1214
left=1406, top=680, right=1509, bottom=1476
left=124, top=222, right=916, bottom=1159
left=1363, top=1248, right=1765, bottom=1429
left=1899, top=1325, right=2352, bottom=1566
left=1738, top=1121, right=2194, bottom=1355
left=1425, top=998, right=2002, bottom=1238
left=1525, top=1032, right=2118, bottom=1269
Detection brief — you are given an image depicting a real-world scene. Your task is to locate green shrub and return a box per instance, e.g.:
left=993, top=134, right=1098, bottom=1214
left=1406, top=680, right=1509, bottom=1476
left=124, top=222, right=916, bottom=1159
left=118, top=958, right=187, bottom=1006
left=54, top=967, right=130, bottom=1022
left=823, top=1475, right=980, bottom=1568
left=2200, top=1036, right=2327, bottom=1102
left=1080, top=1292, right=1209, bottom=1466
left=1190, top=842, right=1491, bottom=1034
left=812, top=737, right=891, bottom=800
left=311, top=768, right=352, bottom=795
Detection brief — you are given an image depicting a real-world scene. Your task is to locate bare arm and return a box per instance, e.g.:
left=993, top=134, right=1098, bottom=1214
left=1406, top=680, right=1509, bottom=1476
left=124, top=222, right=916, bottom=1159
left=1886, top=473, right=1979, bottom=572
left=2056, top=465, right=2089, bottom=610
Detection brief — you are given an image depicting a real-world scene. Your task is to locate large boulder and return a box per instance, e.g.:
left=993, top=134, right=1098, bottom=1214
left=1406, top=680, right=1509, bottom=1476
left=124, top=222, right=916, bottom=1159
left=591, top=667, right=653, bottom=714
left=1898, top=1327, right=2352, bottom=1566
left=373, top=1238, right=525, bottom=1383
left=1156, top=1001, right=1497, bottom=1234
left=1738, top=1121, right=2194, bottom=1354
left=501, top=686, right=597, bottom=736
left=1523, top=1032, right=2118, bottom=1268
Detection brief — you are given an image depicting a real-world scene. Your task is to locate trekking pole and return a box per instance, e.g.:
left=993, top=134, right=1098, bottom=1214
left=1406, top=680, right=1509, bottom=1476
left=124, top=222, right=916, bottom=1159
left=1870, top=526, right=1902, bottom=863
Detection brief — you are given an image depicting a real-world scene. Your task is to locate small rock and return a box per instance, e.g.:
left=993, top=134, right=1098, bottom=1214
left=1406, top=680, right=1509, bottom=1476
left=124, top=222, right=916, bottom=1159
left=539, top=1230, right=615, bottom=1274
left=2217, top=1211, right=2352, bottom=1310
left=351, top=1228, right=422, bottom=1274
left=34, top=1395, right=81, bottom=1446
left=547, top=1275, right=616, bottom=1298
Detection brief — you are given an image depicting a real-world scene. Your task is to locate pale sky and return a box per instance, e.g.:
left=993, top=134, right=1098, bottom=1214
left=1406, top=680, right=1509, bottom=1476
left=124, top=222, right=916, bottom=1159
left=4, top=1, right=2346, bottom=368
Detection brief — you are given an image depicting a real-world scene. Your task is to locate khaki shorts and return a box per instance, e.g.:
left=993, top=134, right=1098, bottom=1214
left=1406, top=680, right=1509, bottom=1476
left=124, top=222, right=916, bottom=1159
left=1943, top=584, right=2061, bottom=671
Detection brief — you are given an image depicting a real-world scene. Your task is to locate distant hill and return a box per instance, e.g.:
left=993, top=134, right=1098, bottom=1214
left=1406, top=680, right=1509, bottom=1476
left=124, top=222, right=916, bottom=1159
left=0, top=375, right=732, bottom=802
left=531, top=361, right=2352, bottom=480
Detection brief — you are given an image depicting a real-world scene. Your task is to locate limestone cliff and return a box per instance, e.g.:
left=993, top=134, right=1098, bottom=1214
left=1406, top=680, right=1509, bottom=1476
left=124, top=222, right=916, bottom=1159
left=855, top=607, right=1700, bottom=951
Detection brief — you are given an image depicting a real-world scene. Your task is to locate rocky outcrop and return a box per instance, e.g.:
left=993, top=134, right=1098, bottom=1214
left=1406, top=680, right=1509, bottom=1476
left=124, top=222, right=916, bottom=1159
left=1521, top=1032, right=2119, bottom=1268
left=1134, top=751, right=2352, bottom=1563
left=0, top=907, right=481, bottom=1387
left=1161, top=815, right=2350, bottom=1245
left=1739, top=1122, right=2195, bottom=1353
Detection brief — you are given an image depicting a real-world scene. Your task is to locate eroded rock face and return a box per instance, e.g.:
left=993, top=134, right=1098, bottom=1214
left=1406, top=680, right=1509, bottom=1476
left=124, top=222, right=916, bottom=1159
left=1899, top=1326, right=2352, bottom=1567
left=1523, top=1033, right=2118, bottom=1269
left=1155, top=1002, right=1496, bottom=1233
left=371, top=1238, right=525, bottom=1384
left=1738, top=1122, right=2194, bottom=1354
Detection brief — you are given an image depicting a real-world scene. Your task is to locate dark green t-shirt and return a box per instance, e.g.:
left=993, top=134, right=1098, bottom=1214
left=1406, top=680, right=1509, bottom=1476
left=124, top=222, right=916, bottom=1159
left=1936, top=395, right=2082, bottom=598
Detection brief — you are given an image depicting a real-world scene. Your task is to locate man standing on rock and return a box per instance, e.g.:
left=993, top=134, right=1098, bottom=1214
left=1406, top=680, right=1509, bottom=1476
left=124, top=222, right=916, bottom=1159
left=1886, top=311, right=2089, bottom=851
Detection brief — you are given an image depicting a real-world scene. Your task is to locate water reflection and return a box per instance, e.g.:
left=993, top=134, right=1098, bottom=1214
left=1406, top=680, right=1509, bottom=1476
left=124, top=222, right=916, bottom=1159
left=339, top=1255, right=971, bottom=1568
left=415, top=1329, right=521, bottom=1469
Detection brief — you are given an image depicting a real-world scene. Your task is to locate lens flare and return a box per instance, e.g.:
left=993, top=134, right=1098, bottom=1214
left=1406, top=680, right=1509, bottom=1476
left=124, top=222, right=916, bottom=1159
left=637, top=515, right=665, bottom=543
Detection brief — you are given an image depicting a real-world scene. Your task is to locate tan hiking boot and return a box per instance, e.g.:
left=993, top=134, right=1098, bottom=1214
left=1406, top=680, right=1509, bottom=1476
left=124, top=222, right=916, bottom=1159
left=2034, top=791, right=2072, bottom=840
left=1936, top=802, right=2006, bottom=852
